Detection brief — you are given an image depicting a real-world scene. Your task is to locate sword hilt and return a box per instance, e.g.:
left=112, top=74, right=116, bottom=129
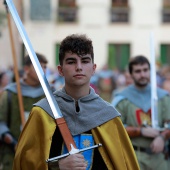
left=46, top=143, right=102, bottom=163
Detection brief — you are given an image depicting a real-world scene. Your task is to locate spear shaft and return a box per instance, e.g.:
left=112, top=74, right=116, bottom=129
left=4, top=1, right=25, bottom=127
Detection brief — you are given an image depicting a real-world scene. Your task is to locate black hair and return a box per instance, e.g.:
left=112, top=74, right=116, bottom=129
left=128, top=55, right=150, bottom=74
left=24, top=53, right=48, bottom=66
left=59, top=34, right=94, bottom=65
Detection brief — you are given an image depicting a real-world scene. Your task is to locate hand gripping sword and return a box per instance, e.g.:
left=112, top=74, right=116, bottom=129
left=5, top=0, right=101, bottom=163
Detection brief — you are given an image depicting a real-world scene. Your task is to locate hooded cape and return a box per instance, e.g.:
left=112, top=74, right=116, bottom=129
left=5, top=80, right=44, bottom=98
left=34, top=87, right=120, bottom=135
left=112, top=84, right=168, bottom=112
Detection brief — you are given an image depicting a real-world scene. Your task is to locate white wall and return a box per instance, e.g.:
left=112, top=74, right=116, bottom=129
left=0, top=0, right=170, bottom=70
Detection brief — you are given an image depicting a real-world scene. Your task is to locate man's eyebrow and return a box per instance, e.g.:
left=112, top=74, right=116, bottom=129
left=81, top=56, right=91, bottom=60
left=65, top=57, right=76, bottom=61
left=65, top=56, right=91, bottom=61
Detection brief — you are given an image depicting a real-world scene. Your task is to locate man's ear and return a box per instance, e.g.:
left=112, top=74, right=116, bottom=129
left=92, top=64, right=97, bottom=75
left=57, top=65, right=63, bottom=76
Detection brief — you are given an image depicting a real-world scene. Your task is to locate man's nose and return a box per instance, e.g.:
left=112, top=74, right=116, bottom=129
left=76, top=61, right=82, bottom=71
left=140, top=71, right=146, bottom=77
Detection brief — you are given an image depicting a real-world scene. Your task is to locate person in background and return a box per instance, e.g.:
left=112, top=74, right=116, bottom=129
left=97, top=64, right=116, bottom=102
left=112, top=55, right=170, bottom=170
left=0, top=53, right=48, bottom=170
left=0, top=72, right=10, bottom=95
left=111, top=69, right=134, bottom=100
left=13, top=34, right=139, bottom=170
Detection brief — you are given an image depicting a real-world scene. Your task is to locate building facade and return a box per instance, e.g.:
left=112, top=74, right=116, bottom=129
left=0, top=0, right=170, bottom=71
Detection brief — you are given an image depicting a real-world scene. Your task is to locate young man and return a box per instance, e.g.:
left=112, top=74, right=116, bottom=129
left=0, top=53, right=48, bottom=170
left=13, top=34, right=139, bottom=170
left=112, top=55, right=170, bottom=170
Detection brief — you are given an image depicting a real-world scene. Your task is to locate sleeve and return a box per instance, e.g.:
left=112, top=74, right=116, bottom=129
left=159, top=96, right=170, bottom=141
left=92, top=117, right=140, bottom=170
left=160, top=95, right=170, bottom=123
left=115, top=99, right=127, bottom=124
left=0, top=91, right=10, bottom=138
left=12, top=107, right=56, bottom=170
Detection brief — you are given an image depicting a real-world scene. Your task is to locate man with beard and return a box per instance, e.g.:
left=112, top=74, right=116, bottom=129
left=112, top=55, right=170, bottom=170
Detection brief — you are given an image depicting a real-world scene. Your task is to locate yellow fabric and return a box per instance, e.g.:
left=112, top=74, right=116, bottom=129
left=92, top=118, right=139, bottom=170
left=13, top=107, right=139, bottom=170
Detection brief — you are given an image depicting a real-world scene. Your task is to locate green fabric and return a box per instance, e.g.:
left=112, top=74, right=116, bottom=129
left=115, top=95, right=170, bottom=170
left=136, top=150, right=168, bottom=170
left=0, top=90, right=44, bottom=170
left=116, top=96, right=170, bottom=147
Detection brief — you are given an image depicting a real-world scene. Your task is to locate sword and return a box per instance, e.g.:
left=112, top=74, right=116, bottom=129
left=46, top=143, right=102, bottom=163
left=5, top=0, right=102, bottom=158
left=150, top=32, right=159, bottom=129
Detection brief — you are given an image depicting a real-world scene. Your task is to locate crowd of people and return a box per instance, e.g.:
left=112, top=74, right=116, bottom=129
left=0, top=34, right=170, bottom=170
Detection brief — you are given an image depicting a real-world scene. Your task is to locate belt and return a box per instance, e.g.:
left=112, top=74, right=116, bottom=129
left=133, top=145, right=153, bottom=155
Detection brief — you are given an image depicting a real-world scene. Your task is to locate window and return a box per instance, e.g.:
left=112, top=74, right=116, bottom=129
left=108, top=44, right=130, bottom=70
left=160, top=44, right=170, bottom=65
left=162, top=0, right=170, bottom=23
left=58, top=0, right=77, bottom=22
left=112, top=0, right=128, bottom=6
left=111, top=0, right=129, bottom=23
left=30, top=0, right=51, bottom=21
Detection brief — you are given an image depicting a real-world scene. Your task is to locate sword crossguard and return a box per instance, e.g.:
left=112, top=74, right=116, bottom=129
left=46, top=143, right=102, bottom=163
left=69, top=144, right=79, bottom=154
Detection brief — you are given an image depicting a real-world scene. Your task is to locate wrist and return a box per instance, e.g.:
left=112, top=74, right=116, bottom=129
left=140, top=127, right=143, bottom=136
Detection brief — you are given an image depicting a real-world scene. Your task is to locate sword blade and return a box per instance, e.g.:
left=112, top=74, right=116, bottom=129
left=150, top=32, right=159, bottom=129
left=5, top=0, right=63, bottom=119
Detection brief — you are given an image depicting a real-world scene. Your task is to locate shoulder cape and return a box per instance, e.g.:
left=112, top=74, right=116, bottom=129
left=5, top=80, right=44, bottom=98
left=112, top=84, right=169, bottom=112
left=34, top=87, right=120, bottom=136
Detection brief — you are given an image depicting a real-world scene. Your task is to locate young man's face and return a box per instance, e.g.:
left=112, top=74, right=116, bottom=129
left=58, top=52, right=96, bottom=87
left=131, top=63, right=150, bottom=88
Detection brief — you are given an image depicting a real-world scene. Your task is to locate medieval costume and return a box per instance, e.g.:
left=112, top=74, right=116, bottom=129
left=0, top=80, right=45, bottom=170
left=112, top=84, right=170, bottom=170
left=13, top=87, right=139, bottom=170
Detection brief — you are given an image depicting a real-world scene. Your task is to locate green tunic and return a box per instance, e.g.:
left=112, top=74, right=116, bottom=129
left=113, top=84, right=170, bottom=170
left=0, top=90, right=44, bottom=170
left=116, top=96, right=170, bottom=148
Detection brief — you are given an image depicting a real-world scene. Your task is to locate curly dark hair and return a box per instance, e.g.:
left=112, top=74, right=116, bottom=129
left=59, top=34, right=94, bottom=65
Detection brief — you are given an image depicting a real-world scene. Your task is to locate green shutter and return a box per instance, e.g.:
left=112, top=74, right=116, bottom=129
left=121, top=44, right=130, bottom=70
left=55, top=44, right=60, bottom=65
left=108, top=44, right=130, bottom=70
left=108, top=44, right=116, bottom=69
left=160, top=44, right=167, bottom=64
